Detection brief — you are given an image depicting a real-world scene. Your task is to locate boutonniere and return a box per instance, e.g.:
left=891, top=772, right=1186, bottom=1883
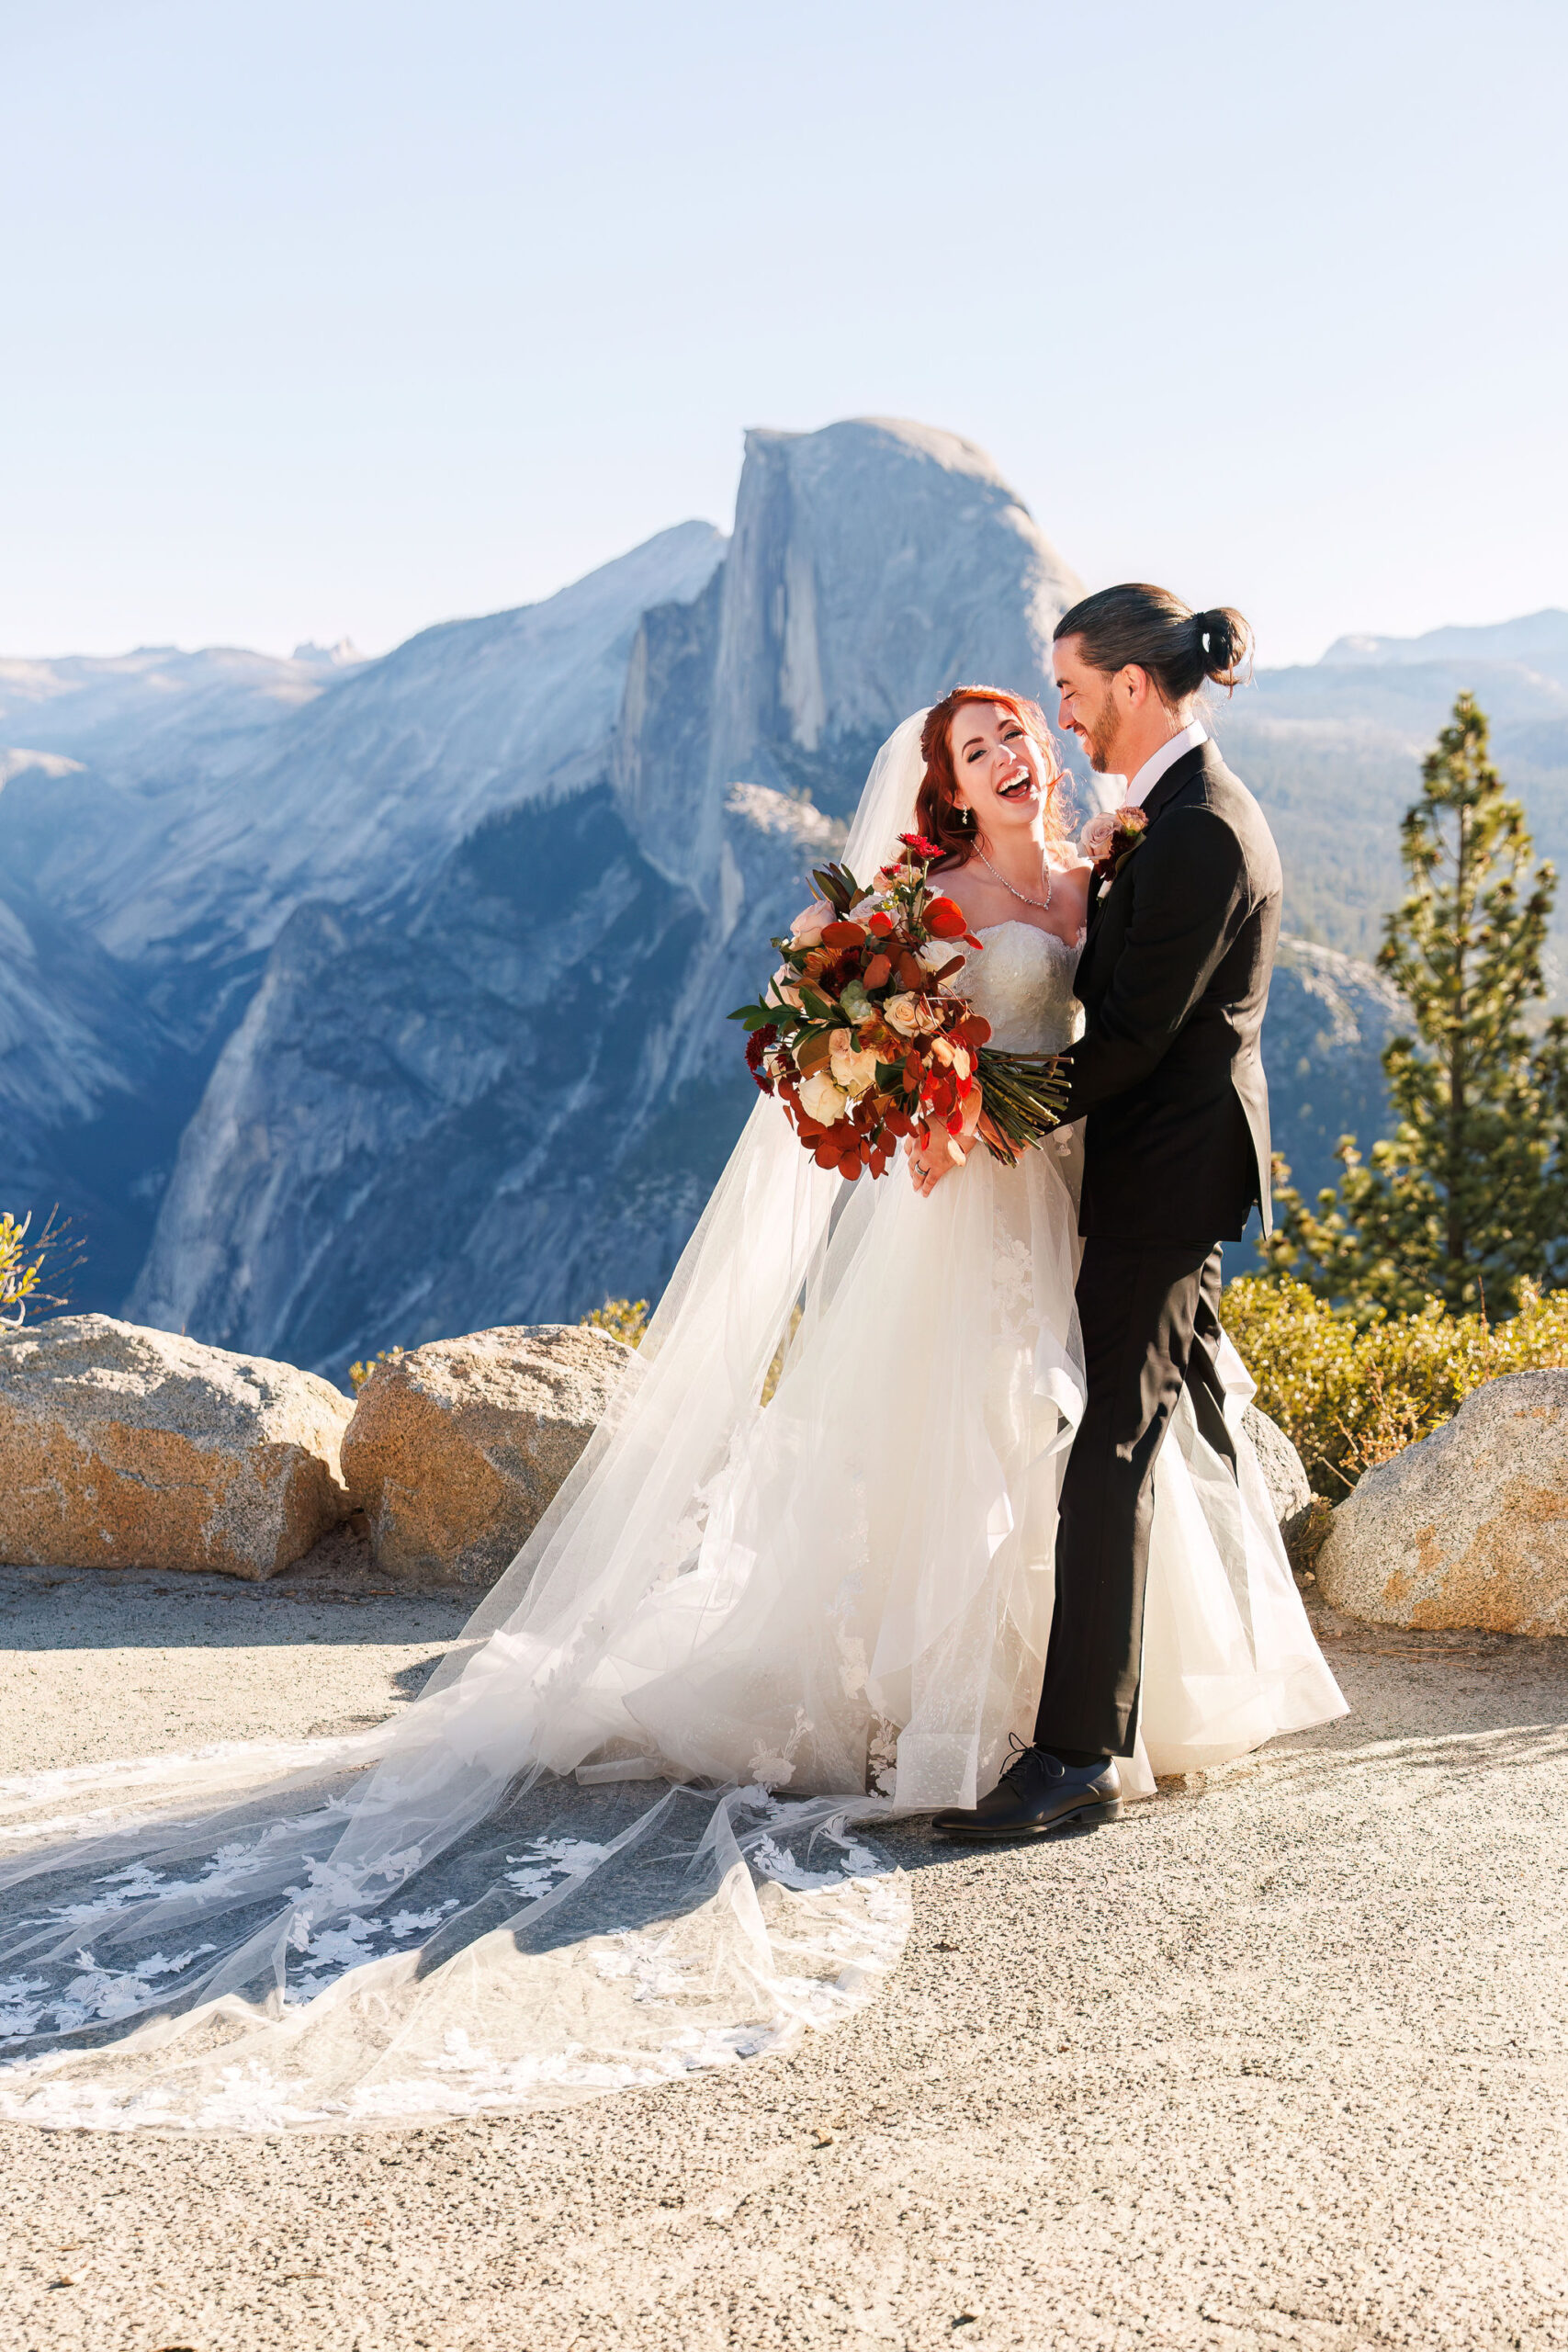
left=1080, top=805, right=1149, bottom=885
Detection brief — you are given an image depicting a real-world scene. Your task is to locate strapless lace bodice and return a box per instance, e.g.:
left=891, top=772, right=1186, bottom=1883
left=963, top=921, right=1085, bottom=1054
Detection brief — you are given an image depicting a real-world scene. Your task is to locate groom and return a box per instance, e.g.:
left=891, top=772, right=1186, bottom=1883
left=934, top=583, right=1281, bottom=1840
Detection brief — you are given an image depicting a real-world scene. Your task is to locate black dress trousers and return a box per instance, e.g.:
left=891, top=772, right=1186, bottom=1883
left=1033, top=1237, right=1237, bottom=1758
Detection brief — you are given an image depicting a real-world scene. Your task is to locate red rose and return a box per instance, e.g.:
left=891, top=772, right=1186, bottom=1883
left=897, top=831, right=943, bottom=860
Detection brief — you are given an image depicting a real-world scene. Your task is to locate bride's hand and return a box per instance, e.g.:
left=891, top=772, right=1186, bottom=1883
left=908, top=1131, right=960, bottom=1195
left=908, top=1088, right=983, bottom=1196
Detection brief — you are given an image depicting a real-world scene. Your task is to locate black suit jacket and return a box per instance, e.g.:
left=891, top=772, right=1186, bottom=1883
left=1060, top=739, right=1281, bottom=1244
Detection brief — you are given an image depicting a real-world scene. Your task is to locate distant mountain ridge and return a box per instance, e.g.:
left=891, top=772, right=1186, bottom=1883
left=1322, top=608, right=1568, bottom=686
left=2, top=417, right=1562, bottom=1374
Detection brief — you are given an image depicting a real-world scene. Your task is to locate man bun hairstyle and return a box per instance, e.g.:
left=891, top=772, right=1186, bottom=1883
left=1053, top=584, right=1253, bottom=705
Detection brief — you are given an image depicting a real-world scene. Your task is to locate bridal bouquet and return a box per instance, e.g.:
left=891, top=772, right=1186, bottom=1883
left=729, top=834, right=1071, bottom=1181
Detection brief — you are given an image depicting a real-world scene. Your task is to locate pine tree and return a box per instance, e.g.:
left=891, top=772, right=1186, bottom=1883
left=1266, top=692, right=1568, bottom=1317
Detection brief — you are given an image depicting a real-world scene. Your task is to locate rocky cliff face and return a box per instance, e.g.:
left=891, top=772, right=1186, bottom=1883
left=705, top=422, right=1080, bottom=813
left=614, top=420, right=1085, bottom=895
left=0, top=524, right=727, bottom=1319
left=5, top=523, right=726, bottom=967
left=120, top=421, right=1087, bottom=1377
left=0, top=867, right=200, bottom=1304
left=6, top=414, right=1547, bottom=1375
left=129, top=781, right=839, bottom=1372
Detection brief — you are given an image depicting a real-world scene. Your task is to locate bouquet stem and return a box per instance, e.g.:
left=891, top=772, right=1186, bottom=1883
left=973, top=1048, right=1072, bottom=1160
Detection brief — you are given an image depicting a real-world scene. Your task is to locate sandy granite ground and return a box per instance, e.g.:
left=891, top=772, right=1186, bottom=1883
left=2, top=1547, right=1566, bottom=2352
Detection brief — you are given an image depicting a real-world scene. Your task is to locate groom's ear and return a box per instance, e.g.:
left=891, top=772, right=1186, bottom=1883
left=1118, top=663, right=1156, bottom=709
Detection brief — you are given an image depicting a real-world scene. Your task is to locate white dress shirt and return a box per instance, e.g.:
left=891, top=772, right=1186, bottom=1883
left=1122, top=718, right=1209, bottom=809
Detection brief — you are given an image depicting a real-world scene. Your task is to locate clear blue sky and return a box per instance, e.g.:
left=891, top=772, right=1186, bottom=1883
left=3, top=0, right=1563, bottom=668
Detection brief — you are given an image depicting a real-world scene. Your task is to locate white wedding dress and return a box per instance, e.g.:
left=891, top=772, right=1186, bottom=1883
left=0, top=718, right=1345, bottom=2133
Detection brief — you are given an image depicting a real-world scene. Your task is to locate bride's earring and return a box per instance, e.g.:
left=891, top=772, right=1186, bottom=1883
left=955, top=803, right=976, bottom=831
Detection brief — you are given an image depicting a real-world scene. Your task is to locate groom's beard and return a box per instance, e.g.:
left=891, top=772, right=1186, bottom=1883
left=1083, top=702, right=1121, bottom=775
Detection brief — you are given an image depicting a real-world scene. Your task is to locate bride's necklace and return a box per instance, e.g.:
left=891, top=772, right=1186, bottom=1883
left=974, top=842, right=1054, bottom=910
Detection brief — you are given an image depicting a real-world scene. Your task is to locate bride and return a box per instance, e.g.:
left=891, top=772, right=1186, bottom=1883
left=0, top=693, right=1344, bottom=2133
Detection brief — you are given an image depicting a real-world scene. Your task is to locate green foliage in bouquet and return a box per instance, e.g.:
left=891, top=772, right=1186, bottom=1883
left=1267, top=693, right=1568, bottom=1319
left=1223, top=1272, right=1568, bottom=1496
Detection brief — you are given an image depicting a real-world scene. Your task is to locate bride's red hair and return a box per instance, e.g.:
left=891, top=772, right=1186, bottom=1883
left=915, top=685, right=1074, bottom=870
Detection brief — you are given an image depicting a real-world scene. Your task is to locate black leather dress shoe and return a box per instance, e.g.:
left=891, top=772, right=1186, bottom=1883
left=931, top=1738, right=1123, bottom=1840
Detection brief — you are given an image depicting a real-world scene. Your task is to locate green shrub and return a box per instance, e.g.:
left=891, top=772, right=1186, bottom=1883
left=580, top=1297, right=650, bottom=1348
left=1223, top=1272, right=1568, bottom=1496
left=0, top=1206, right=74, bottom=1329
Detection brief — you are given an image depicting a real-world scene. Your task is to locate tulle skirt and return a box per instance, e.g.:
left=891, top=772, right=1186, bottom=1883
left=504, top=1120, right=1343, bottom=1811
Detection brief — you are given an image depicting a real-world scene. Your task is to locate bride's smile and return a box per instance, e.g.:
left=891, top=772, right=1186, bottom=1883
left=956, top=706, right=1049, bottom=819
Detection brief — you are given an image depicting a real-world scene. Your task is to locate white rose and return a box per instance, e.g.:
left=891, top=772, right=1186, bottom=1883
left=883, top=992, right=924, bottom=1035
left=829, top=1028, right=880, bottom=1098
left=919, top=938, right=964, bottom=973
left=789, top=902, right=833, bottom=945
left=797, top=1070, right=849, bottom=1125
